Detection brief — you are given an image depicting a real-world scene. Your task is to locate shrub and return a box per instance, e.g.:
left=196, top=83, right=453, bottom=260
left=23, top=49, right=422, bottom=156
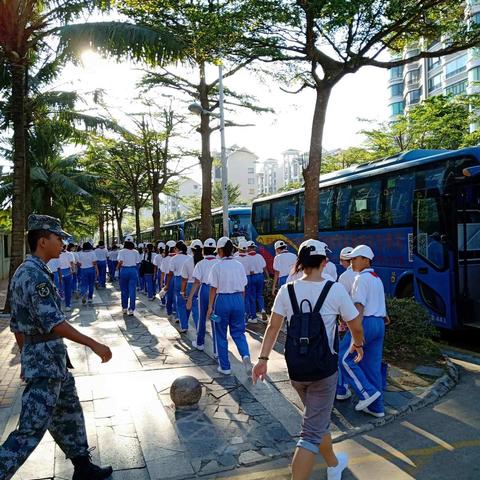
left=384, top=297, right=440, bottom=360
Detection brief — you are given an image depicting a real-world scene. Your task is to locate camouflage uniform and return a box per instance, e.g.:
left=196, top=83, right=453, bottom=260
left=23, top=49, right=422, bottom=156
left=0, top=218, right=89, bottom=480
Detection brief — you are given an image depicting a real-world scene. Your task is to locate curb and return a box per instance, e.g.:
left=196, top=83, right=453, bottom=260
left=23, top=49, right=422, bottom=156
left=332, top=355, right=459, bottom=444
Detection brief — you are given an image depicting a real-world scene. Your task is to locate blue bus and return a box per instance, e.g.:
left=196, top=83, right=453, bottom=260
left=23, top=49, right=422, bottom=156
left=133, top=219, right=185, bottom=244
left=251, top=148, right=480, bottom=330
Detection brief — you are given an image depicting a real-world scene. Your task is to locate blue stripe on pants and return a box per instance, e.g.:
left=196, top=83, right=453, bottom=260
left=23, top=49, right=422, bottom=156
left=119, top=266, right=138, bottom=310
left=97, top=260, right=107, bottom=287
left=214, top=293, right=250, bottom=370
left=61, top=269, right=72, bottom=308
left=251, top=273, right=265, bottom=313
left=246, top=276, right=254, bottom=319
left=278, top=275, right=288, bottom=287
left=340, top=315, right=385, bottom=413
left=196, top=283, right=210, bottom=347
left=80, top=267, right=95, bottom=300
left=174, top=275, right=188, bottom=330
left=166, top=277, right=176, bottom=315
left=144, top=274, right=155, bottom=299
left=186, top=282, right=199, bottom=329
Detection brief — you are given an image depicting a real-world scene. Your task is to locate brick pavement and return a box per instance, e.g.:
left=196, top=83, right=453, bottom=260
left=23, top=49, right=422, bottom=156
left=0, top=318, right=21, bottom=408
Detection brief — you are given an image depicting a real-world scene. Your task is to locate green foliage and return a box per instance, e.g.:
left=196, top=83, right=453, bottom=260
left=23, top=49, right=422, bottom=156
left=384, top=297, right=440, bottom=361
left=0, top=209, right=12, bottom=232
left=322, top=147, right=374, bottom=173
left=278, top=181, right=303, bottom=193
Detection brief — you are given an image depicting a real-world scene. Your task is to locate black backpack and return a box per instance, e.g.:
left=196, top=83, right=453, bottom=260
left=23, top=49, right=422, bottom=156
left=285, top=281, right=338, bottom=382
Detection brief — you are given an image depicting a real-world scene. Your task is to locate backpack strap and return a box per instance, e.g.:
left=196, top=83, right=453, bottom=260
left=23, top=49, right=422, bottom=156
left=287, top=283, right=300, bottom=315
left=312, top=281, right=334, bottom=314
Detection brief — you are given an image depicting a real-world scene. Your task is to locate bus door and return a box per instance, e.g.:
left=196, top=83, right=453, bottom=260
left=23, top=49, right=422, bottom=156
left=454, top=181, right=480, bottom=327
left=413, top=189, right=455, bottom=328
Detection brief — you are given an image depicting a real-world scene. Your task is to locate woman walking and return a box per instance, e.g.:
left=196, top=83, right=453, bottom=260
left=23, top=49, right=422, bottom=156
left=161, top=240, right=177, bottom=319
left=117, top=237, right=141, bottom=315
left=141, top=243, right=157, bottom=301
left=252, top=239, right=364, bottom=480
left=76, top=242, right=98, bottom=305
left=180, top=239, right=203, bottom=329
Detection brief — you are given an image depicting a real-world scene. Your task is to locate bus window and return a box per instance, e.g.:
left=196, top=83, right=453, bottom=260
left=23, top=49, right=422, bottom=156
left=253, top=203, right=271, bottom=235
left=319, top=189, right=334, bottom=230
left=230, top=214, right=251, bottom=240
left=272, top=195, right=299, bottom=232
left=213, top=216, right=223, bottom=238
left=383, top=173, right=414, bottom=225
left=416, top=165, right=445, bottom=190
left=347, top=180, right=381, bottom=227
left=335, top=185, right=352, bottom=228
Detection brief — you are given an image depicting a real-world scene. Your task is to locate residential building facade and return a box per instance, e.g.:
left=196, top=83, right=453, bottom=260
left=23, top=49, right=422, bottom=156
left=257, top=158, right=284, bottom=196
left=282, top=149, right=308, bottom=185
left=160, top=178, right=202, bottom=218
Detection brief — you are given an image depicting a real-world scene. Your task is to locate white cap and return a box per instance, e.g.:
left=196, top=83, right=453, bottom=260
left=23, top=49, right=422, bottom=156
left=166, top=240, right=176, bottom=248
left=204, top=238, right=216, bottom=248
left=274, top=240, right=287, bottom=250
left=157, top=241, right=165, bottom=249
left=246, top=241, right=256, bottom=248
left=190, top=239, right=203, bottom=249
left=346, top=244, right=374, bottom=260
left=138, top=243, right=144, bottom=248
left=124, top=235, right=134, bottom=242
left=217, top=236, right=231, bottom=249
left=340, top=247, right=353, bottom=260
left=298, top=239, right=328, bottom=256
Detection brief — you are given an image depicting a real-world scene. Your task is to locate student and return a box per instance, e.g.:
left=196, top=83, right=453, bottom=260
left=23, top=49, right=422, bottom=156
left=141, top=243, right=157, bottom=301
left=59, top=243, right=76, bottom=311
left=272, top=240, right=297, bottom=294
left=117, top=237, right=141, bottom=315
left=234, top=241, right=253, bottom=324
left=246, top=241, right=269, bottom=322
left=186, top=239, right=219, bottom=354
left=47, top=257, right=61, bottom=294
left=95, top=241, right=108, bottom=289
left=161, top=241, right=177, bottom=319
left=338, top=245, right=387, bottom=418
left=108, top=244, right=119, bottom=282
left=252, top=239, right=364, bottom=480
left=207, top=237, right=252, bottom=375
left=155, top=242, right=166, bottom=297
left=76, top=242, right=98, bottom=305
left=137, top=243, right=145, bottom=292
left=165, top=241, right=190, bottom=332
left=337, top=247, right=356, bottom=295
left=73, top=245, right=82, bottom=297
left=181, top=239, right=203, bottom=329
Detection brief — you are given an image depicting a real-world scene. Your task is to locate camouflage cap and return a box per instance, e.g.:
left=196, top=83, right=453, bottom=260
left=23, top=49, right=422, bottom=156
left=27, top=214, right=71, bottom=239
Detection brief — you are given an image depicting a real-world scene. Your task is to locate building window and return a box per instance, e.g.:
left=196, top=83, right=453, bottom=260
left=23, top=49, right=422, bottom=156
left=390, top=101, right=404, bottom=116
left=406, top=68, right=421, bottom=86
left=427, top=56, right=441, bottom=70
left=247, top=178, right=255, bottom=185
left=390, top=66, right=403, bottom=80
left=249, top=188, right=255, bottom=195
left=390, top=82, right=403, bottom=97
left=446, top=80, right=467, bottom=96
left=428, top=73, right=442, bottom=92
left=406, top=88, right=421, bottom=106
left=248, top=167, right=255, bottom=174
left=470, top=66, right=480, bottom=82
left=445, top=54, right=468, bottom=79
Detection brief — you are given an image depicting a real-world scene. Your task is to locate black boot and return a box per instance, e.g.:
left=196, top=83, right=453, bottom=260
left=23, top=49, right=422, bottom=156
left=71, top=454, right=113, bottom=480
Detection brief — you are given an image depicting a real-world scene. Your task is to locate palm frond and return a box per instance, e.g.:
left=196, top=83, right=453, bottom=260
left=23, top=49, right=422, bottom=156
left=57, top=22, right=186, bottom=67
left=51, top=172, right=91, bottom=197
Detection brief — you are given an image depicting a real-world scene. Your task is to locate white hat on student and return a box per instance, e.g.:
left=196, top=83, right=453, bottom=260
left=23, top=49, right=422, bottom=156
left=340, top=247, right=353, bottom=259
left=346, top=244, right=374, bottom=260
left=124, top=235, right=134, bottom=242
left=298, top=239, right=328, bottom=256
left=190, top=239, right=203, bottom=249
left=166, top=240, right=176, bottom=248
left=274, top=240, right=287, bottom=250
left=246, top=241, right=256, bottom=248
left=217, top=236, right=231, bottom=249
left=157, top=241, right=165, bottom=249
left=204, top=238, right=216, bottom=248
left=238, top=240, right=248, bottom=250
left=138, top=243, right=144, bottom=248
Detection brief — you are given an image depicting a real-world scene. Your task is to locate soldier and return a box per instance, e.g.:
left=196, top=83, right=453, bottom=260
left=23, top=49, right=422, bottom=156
left=0, top=214, right=113, bottom=480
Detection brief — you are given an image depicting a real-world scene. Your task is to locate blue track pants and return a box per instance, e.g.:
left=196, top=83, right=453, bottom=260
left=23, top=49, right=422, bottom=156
left=196, top=284, right=217, bottom=356
left=278, top=275, right=288, bottom=287
left=80, top=267, right=95, bottom=300
left=174, top=276, right=188, bottom=330
left=61, top=269, right=72, bottom=308
left=186, top=282, right=199, bottom=329
left=144, top=274, right=155, bottom=299
left=250, top=273, right=265, bottom=314
left=119, top=266, right=138, bottom=311
left=97, top=260, right=107, bottom=288
left=214, top=293, right=250, bottom=371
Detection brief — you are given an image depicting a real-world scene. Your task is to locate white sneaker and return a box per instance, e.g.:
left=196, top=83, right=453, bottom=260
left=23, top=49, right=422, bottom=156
left=127, top=309, right=134, bottom=316
left=336, top=388, right=352, bottom=401
left=242, top=356, right=253, bottom=377
left=363, top=407, right=385, bottom=418
left=355, top=391, right=381, bottom=411
left=217, top=366, right=231, bottom=375
left=247, top=317, right=258, bottom=324
left=122, top=308, right=128, bottom=314
left=327, top=452, right=348, bottom=480
left=192, top=340, right=204, bottom=351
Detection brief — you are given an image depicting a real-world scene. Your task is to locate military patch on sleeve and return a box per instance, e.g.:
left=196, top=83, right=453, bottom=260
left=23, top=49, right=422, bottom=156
left=35, top=283, right=51, bottom=298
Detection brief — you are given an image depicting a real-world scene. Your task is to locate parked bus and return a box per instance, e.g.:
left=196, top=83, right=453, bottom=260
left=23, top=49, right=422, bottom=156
left=132, top=219, right=185, bottom=244
left=251, top=148, right=480, bottom=330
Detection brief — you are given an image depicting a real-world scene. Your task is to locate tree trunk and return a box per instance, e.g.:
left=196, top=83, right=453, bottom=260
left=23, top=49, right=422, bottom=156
left=98, top=211, right=105, bottom=243
left=111, top=209, right=116, bottom=244
left=116, top=209, right=123, bottom=241
left=24, top=65, right=31, bottom=221
left=151, top=172, right=161, bottom=240
left=134, top=203, right=141, bottom=240
left=7, top=62, right=27, bottom=293
left=199, top=62, right=213, bottom=240
left=105, top=214, right=110, bottom=247
left=303, top=85, right=332, bottom=239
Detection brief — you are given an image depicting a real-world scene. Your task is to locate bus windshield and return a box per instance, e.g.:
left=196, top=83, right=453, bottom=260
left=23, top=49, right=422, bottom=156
left=230, top=214, right=251, bottom=240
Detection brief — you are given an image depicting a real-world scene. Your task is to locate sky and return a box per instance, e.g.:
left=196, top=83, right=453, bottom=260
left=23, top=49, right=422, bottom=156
left=60, top=50, right=390, bottom=167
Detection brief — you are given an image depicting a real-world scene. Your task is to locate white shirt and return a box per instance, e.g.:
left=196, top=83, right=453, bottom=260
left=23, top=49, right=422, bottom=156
left=273, top=251, right=297, bottom=277
left=169, top=253, right=189, bottom=276
left=235, top=253, right=250, bottom=275
left=76, top=251, right=97, bottom=269
left=47, top=258, right=59, bottom=273
left=247, top=253, right=266, bottom=275
left=209, top=257, right=247, bottom=293
left=154, top=254, right=164, bottom=270
left=161, top=255, right=175, bottom=275
left=143, top=251, right=156, bottom=264
left=59, top=251, right=75, bottom=270
left=338, top=266, right=358, bottom=296
left=117, top=248, right=141, bottom=267
left=324, top=261, right=338, bottom=281
left=181, top=256, right=195, bottom=283
left=95, top=247, right=108, bottom=262
left=192, top=256, right=219, bottom=285
left=109, top=250, right=118, bottom=261
left=351, top=268, right=386, bottom=317
left=272, top=279, right=359, bottom=354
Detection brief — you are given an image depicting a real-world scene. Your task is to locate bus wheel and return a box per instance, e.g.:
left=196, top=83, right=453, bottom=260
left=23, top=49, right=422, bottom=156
left=397, top=280, right=414, bottom=299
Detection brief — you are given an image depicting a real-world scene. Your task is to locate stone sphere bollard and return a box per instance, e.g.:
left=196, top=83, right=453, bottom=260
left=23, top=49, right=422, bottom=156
left=170, top=375, right=202, bottom=410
